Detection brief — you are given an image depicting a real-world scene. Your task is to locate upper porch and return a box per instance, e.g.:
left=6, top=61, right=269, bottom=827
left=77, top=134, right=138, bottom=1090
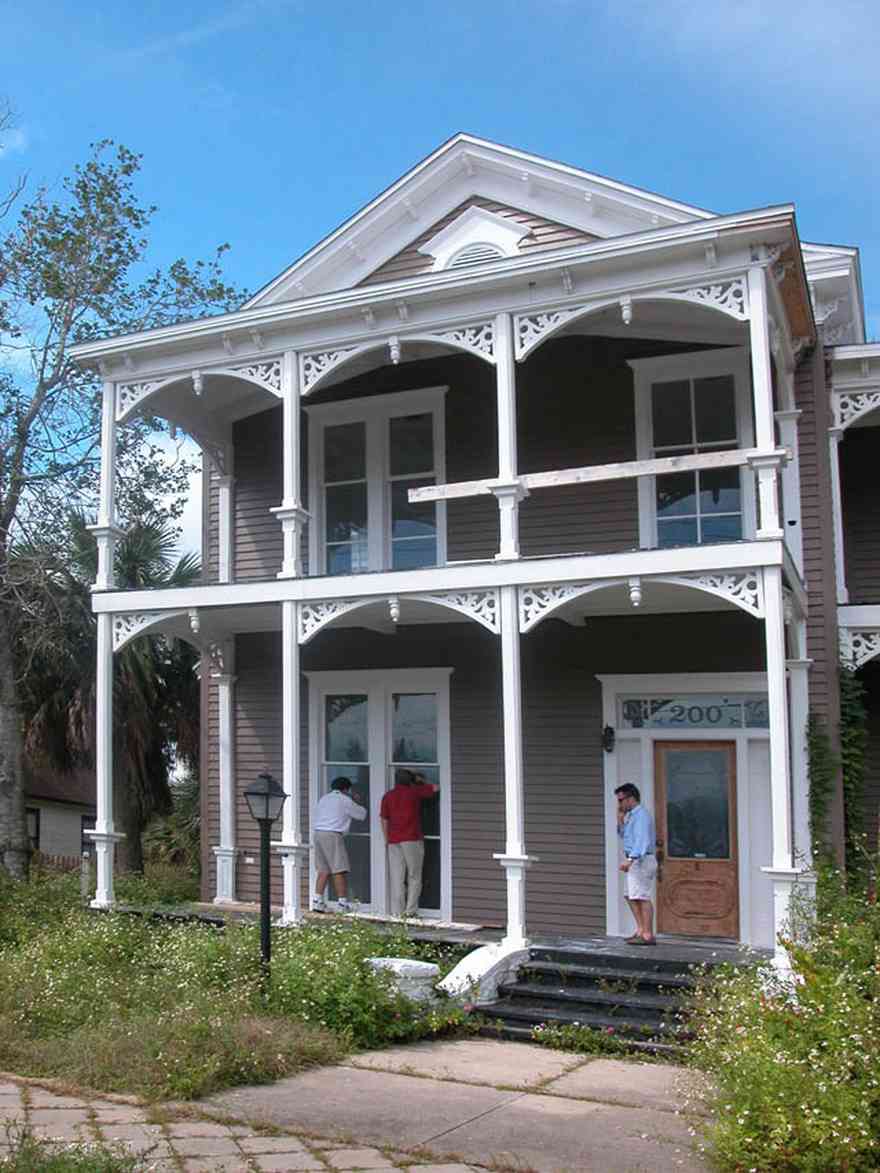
left=74, top=201, right=815, bottom=609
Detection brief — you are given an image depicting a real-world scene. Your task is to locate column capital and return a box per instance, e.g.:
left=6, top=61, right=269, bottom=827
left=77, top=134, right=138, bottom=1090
left=774, top=408, right=802, bottom=423
left=87, top=522, right=126, bottom=540
left=490, top=480, right=529, bottom=503
left=747, top=451, right=788, bottom=472
left=270, top=502, right=310, bottom=523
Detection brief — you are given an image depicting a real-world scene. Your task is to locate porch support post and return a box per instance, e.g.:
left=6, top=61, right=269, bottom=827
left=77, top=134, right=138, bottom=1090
left=87, top=612, right=122, bottom=907
left=493, top=584, right=537, bottom=948
left=786, top=619, right=813, bottom=870
left=272, top=351, right=309, bottom=579
left=761, top=565, right=801, bottom=965
left=775, top=408, right=804, bottom=574
left=748, top=268, right=783, bottom=539
left=828, top=428, right=848, bottom=603
left=211, top=641, right=238, bottom=902
left=276, top=600, right=308, bottom=923
left=88, top=381, right=124, bottom=589
left=217, top=467, right=234, bottom=584
left=492, top=314, right=527, bottom=560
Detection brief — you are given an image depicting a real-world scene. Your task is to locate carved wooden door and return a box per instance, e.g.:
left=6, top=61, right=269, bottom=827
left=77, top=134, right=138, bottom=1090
left=655, top=741, right=739, bottom=938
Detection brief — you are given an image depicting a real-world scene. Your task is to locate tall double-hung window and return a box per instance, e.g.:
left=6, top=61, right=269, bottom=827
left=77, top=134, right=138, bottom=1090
left=630, top=349, right=755, bottom=549
left=307, top=387, right=447, bottom=575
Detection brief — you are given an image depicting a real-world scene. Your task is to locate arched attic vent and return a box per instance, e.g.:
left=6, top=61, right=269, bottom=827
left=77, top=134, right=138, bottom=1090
left=417, top=205, right=530, bottom=271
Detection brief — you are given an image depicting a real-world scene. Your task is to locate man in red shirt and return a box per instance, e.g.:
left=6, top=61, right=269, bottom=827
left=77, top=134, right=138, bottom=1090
left=380, top=769, right=439, bottom=918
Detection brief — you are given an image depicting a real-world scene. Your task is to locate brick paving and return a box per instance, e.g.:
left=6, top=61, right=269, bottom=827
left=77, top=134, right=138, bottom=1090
left=0, top=1079, right=488, bottom=1172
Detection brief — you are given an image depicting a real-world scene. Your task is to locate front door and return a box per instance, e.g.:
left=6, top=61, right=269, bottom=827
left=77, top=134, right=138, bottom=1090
left=313, top=670, right=450, bottom=918
left=655, top=741, right=739, bottom=938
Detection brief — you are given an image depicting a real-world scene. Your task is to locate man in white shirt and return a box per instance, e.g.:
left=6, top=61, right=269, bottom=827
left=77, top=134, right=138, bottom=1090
left=312, top=777, right=367, bottom=912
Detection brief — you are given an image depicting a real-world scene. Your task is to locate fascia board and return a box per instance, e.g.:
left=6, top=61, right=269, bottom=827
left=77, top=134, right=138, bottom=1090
left=91, top=539, right=783, bottom=614
left=831, top=343, right=880, bottom=362
left=243, top=134, right=718, bottom=310
left=70, top=204, right=795, bottom=365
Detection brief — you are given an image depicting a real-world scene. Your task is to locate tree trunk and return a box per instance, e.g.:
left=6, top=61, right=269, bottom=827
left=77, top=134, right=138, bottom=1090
left=0, top=603, right=29, bottom=879
left=117, top=764, right=145, bottom=874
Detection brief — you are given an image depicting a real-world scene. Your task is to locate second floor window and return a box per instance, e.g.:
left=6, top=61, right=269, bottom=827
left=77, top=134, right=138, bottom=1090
left=309, top=387, right=447, bottom=576
left=630, top=348, right=755, bottom=550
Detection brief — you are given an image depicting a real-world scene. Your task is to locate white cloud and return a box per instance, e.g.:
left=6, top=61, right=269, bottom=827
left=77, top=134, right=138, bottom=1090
left=112, top=0, right=296, bottom=65
left=0, top=127, right=28, bottom=158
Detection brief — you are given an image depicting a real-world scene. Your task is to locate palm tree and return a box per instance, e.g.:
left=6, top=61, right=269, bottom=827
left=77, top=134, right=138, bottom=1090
left=14, top=513, right=201, bottom=872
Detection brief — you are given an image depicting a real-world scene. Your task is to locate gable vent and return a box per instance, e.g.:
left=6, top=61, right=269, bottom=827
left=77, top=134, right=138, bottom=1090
left=447, top=242, right=505, bottom=269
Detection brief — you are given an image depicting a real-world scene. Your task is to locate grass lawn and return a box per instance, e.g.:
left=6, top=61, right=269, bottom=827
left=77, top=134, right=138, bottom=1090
left=0, top=870, right=468, bottom=1102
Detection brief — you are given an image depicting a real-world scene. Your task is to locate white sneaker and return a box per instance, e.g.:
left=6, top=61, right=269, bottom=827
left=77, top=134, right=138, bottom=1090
left=311, top=897, right=326, bottom=913
left=336, top=898, right=353, bottom=913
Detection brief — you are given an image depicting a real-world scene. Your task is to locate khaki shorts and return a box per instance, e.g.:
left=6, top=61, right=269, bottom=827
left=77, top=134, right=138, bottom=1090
left=313, top=830, right=349, bottom=874
left=625, top=854, right=657, bottom=901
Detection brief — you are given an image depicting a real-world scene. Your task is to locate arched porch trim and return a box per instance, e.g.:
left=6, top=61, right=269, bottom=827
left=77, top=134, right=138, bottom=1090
left=840, top=627, right=880, bottom=670
left=116, top=361, right=283, bottom=424
left=514, top=277, right=749, bottom=361
left=298, top=587, right=501, bottom=644
left=519, top=567, right=764, bottom=632
left=832, top=390, right=880, bottom=431
left=112, top=609, right=202, bottom=653
left=299, top=322, right=497, bottom=396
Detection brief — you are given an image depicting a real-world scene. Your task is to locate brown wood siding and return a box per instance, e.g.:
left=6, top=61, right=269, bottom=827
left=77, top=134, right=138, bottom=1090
left=795, top=349, right=845, bottom=859
left=841, top=426, right=880, bottom=604
left=232, top=409, right=283, bottom=581
left=358, top=197, right=598, bottom=288
left=208, top=611, right=764, bottom=930
left=203, top=459, right=220, bottom=584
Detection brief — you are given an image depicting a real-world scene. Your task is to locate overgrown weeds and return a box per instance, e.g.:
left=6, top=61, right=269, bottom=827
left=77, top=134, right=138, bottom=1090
left=0, top=1125, right=148, bottom=1171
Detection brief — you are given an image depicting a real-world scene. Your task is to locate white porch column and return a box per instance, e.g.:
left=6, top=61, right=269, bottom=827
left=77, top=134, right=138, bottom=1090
left=787, top=618, right=813, bottom=870
left=748, top=268, right=783, bottom=539
left=275, top=600, right=309, bottom=923
left=272, top=351, right=310, bottom=579
left=210, top=641, right=238, bottom=902
left=775, top=408, right=804, bottom=574
left=86, top=612, right=123, bottom=907
left=88, top=381, right=124, bottom=589
left=217, top=469, right=234, bottom=584
left=491, top=314, right=527, bottom=560
left=761, top=565, right=801, bottom=964
left=493, top=585, right=537, bottom=948
left=828, top=428, right=849, bottom=603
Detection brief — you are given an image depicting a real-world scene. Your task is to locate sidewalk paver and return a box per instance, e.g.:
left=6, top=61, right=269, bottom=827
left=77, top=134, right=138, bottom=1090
left=0, top=1037, right=709, bottom=1171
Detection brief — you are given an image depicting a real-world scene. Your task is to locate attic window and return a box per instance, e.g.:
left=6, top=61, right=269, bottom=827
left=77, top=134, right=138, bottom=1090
left=447, top=242, right=504, bottom=269
left=417, top=205, right=530, bottom=272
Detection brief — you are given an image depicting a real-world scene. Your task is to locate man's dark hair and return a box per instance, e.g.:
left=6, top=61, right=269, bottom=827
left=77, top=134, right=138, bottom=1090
left=330, top=776, right=352, bottom=792
left=394, top=768, right=416, bottom=787
left=614, top=782, right=641, bottom=803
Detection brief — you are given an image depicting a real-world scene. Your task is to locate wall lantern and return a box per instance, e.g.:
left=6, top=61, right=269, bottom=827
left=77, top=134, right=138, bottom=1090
left=602, top=725, right=616, bottom=754
left=243, top=771, right=287, bottom=990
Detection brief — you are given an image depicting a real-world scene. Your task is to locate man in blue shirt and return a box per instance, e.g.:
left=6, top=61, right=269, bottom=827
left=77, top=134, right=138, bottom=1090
left=615, top=782, right=658, bottom=945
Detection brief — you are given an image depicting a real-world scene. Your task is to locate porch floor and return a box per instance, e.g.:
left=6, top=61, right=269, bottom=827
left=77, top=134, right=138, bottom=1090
left=189, top=902, right=768, bottom=967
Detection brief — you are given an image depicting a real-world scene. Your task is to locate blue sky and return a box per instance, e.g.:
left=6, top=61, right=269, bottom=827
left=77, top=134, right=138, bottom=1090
left=2, top=0, right=878, bottom=551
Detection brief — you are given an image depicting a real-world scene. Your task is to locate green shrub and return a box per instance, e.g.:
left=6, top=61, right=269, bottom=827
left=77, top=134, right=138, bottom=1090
left=689, top=867, right=880, bottom=1171
left=0, top=1126, right=148, bottom=1171
left=115, top=861, right=200, bottom=905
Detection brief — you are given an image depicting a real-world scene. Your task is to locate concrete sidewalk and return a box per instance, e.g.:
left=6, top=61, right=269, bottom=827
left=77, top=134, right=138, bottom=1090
left=205, top=1039, right=709, bottom=1172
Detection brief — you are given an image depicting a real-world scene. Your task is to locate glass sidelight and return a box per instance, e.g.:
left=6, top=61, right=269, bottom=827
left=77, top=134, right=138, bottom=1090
left=390, top=692, right=440, bottom=911
left=322, top=694, right=371, bottom=904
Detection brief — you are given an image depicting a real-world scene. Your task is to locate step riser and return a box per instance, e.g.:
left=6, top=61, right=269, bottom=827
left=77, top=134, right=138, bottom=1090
left=528, top=947, right=700, bottom=977
left=498, top=998, right=676, bottom=1027
left=522, top=972, right=693, bottom=996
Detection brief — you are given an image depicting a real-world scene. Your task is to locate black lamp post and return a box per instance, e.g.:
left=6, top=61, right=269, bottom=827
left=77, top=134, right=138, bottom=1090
left=243, top=772, right=287, bottom=988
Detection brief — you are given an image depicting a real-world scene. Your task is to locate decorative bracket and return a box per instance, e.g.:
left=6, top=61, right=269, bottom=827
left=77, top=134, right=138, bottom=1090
left=298, top=598, right=367, bottom=643
left=431, top=320, right=495, bottom=362
left=833, top=389, right=880, bottom=430
left=300, top=347, right=359, bottom=394
left=666, top=277, right=748, bottom=321
left=514, top=307, right=586, bottom=360
left=112, top=610, right=190, bottom=652
left=410, top=589, right=501, bottom=633
left=840, top=628, right=880, bottom=670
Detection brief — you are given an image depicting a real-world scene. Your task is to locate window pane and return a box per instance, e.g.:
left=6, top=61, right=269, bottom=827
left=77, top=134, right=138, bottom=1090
left=392, top=694, right=438, bottom=763
left=326, top=483, right=367, bottom=543
left=652, top=380, right=692, bottom=447
left=701, top=514, right=742, bottom=542
left=665, top=749, right=731, bottom=859
left=390, top=414, right=434, bottom=476
left=324, top=422, right=365, bottom=482
left=325, top=695, right=368, bottom=762
left=694, top=376, right=736, bottom=443
left=656, top=472, right=697, bottom=518
left=392, top=537, right=437, bottom=570
left=657, top=517, right=699, bottom=547
left=391, top=478, right=436, bottom=538
left=699, top=467, right=741, bottom=514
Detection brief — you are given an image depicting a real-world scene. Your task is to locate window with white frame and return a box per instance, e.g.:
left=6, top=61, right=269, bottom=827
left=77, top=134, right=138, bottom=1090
left=630, top=349, right=755, bottom=549
left=307, top=387, right=447, bottom=575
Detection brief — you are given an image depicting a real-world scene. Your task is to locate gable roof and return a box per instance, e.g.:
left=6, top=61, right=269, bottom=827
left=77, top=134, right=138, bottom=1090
left=244, top=133, right=714, bottom=308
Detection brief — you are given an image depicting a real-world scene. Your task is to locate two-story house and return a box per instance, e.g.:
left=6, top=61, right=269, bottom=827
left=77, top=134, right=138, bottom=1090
left=72, top=134, right=868, bottom=967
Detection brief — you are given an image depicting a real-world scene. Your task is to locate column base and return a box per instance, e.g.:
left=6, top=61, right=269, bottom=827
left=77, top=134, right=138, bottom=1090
left=212, top=846, right=240, bottom=904
left=761, top=865, right=815, bottom=967
left=85, top=830, right=125, bottom=909
left=270, top=503, right=310, bottom=579
left=493, top=853, right=539, bottom=948
left=273, top=842, right=310, bottom=925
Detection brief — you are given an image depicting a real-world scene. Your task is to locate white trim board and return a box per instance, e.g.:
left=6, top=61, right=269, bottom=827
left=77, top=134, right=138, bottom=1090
left=597, top=672, right=772, bottom=949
